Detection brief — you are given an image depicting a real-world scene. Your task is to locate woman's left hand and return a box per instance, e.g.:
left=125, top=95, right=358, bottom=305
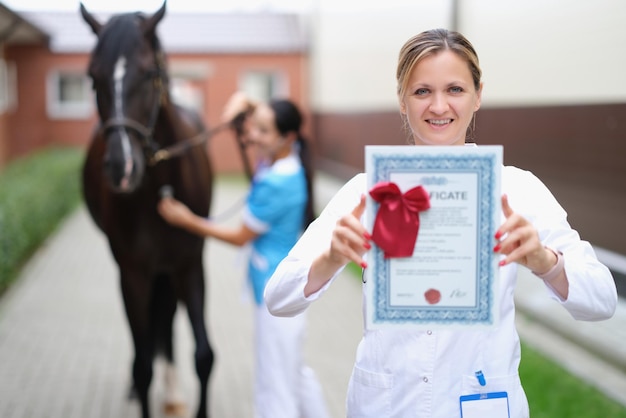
left=158, top=197, right=194, bottom=228
left=494, top=194, right=557, bottom=273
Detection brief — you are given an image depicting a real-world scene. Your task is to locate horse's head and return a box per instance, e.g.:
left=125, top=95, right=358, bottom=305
left=81, top=2, right=168, bottom=193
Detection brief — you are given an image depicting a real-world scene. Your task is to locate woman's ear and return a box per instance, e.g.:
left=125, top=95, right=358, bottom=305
left=474, top=82, right=483, bottom=112
left=399, top=98, right=407, bottom=115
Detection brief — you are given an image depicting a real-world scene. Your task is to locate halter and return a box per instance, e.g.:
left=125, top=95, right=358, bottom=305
left=98, top=50, right=227, bottom=166
left=98, top=48, right=252, bottom=180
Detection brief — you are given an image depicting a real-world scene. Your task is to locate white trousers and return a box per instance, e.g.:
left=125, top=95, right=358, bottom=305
left=253, top=304, right=329, bottom=418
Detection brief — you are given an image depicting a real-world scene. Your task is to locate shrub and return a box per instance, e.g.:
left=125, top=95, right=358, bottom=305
left=0, top=146, right=84, bottom=294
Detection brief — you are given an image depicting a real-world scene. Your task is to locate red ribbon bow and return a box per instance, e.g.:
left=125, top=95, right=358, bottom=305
left=369, top=181, right=431, bottom=258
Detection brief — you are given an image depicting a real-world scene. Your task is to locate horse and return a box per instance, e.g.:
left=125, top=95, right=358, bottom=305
left=80, top=3, right=216, bottom=417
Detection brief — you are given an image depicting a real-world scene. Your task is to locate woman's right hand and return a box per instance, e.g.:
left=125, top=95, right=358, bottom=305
left=329, top=194, right=372, bottom=268
left=157, top=197, right=194, bottom=229
left=305, top=195, right=371, bottom=297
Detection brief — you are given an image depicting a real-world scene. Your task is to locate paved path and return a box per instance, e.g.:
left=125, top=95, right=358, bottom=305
left=0, top=173, right=625, bottom=418
left=0, top=176, right=361, bottom=418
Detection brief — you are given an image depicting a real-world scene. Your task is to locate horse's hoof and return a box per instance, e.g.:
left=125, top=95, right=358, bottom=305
left=163, top=401, right=188, bottom=417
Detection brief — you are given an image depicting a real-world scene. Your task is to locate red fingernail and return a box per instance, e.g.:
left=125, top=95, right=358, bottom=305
left=493, top=244, right=501, bottom=252
left=364, top=242, right=372, bottom=250
left=360, top=261, right=368, bottom=269
left=495, top=231, right=502, bottom=240
left=498, top=260, right=506, bottom=267
left=364, top=232, right=372, bottom=240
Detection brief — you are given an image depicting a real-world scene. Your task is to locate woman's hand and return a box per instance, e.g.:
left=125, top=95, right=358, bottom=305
left=305, top=194, right=371, bottom=297
left=220, top=91, right=255, bottom=124
left=494, top=194, right=556, bottom=273
left=329, top=194, right=372, bottom=268
left=157, top=197, right=194, bottom=229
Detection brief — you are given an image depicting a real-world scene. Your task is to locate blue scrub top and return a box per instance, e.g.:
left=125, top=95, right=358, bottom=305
left=243, top=154, right=307, bottom=304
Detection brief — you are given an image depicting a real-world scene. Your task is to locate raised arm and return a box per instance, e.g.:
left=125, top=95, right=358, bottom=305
left=265, top=173, right=368, bottom=316
left=501, top=167, right=617, bottom=321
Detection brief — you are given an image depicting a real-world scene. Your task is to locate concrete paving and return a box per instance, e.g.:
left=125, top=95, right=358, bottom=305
left=0, top=173, right=624, bottom=418
left=0, top=175, right=362, bottom=418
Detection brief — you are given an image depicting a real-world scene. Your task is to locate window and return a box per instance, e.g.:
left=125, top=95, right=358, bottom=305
left=240, top=71, right=288, bottom=102
left=46, top=70, right=93, bottom=119
left=0, top=60, right=16, bottom=114
left=171, top=77, right=204, bottom=112
left=169, top=60, right=213, bottom=113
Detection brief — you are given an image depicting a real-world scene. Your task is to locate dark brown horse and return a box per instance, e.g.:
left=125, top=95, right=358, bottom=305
left=80, top=3, right=215, bottom=417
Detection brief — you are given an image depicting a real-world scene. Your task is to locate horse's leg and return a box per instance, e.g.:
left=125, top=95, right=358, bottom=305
left=183, top=261, right=214, bottom=418
left=162, top=360, right=187, bottom=416
left=120, top=269, right=155, bottom=418
left=152, top=273, right=187, bottom=416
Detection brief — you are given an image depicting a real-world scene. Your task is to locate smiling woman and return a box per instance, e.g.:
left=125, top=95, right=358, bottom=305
left=397, top=33, right=482, bottom=147
left=264, top=28, right=618, bottom=418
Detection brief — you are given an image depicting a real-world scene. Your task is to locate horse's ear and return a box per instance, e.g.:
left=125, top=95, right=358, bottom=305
left=143, top=1, right=166, bottom=37
left=79, top=2, right=102, bottom=35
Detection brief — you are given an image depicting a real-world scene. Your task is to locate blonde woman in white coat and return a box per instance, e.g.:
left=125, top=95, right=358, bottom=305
left=264, top=28, right=617, bottom=418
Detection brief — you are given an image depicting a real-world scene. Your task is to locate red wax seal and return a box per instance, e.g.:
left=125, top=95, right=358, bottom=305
left=424, top=288, right=441, bottom=305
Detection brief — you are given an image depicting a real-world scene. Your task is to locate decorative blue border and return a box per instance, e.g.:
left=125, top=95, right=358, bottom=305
left=370, top=151, right=498, bottom=326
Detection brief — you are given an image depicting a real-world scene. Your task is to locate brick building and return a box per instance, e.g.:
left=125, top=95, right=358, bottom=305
left=0, top=4, right=310, bottom=174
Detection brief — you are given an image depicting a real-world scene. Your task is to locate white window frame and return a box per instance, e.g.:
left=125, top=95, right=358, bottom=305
left=170, top=77, right=205, bottom=112
left=239, top=70, right=288, bottom=103
left=46, top=70, right=94, bottom=119
left=169, top=60, right=213, bottom=113
left=0, top=59, right=17, bottom=114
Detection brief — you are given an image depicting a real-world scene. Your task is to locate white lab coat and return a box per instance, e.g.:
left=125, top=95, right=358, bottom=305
left=265, top=166, right=617, bottom=418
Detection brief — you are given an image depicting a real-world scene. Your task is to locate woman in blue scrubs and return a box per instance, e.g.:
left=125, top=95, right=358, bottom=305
left=158, top=93, right=328, bottom=418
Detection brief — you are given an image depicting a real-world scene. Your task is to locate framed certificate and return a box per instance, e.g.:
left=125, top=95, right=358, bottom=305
left=364, top=145, right=502, bottom=329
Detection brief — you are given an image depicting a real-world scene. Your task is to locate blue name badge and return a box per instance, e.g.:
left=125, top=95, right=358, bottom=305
left=460, top=392, right=510, bottom=418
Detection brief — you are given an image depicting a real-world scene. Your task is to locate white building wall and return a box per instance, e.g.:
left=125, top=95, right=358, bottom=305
left=462, top=0, right=626, bottom=107
left=310, top=0, right=454, bottom=112
left=310, top=0, right=626, bottom=111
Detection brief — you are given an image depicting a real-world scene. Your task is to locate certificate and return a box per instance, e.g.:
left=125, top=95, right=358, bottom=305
left=364, top=145, right=502, bottom=329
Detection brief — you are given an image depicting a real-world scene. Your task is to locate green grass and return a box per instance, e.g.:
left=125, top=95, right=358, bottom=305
left=521, top=343, right=626, bottom=417
left=345, top=261, right=626, bottom=417
left=0, top=168, right=242, bottom=295
left=0, top=146, right=84, bottom=294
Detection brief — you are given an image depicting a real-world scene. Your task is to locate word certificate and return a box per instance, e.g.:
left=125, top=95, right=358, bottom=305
left=364, top=145, right=502, bottom=330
